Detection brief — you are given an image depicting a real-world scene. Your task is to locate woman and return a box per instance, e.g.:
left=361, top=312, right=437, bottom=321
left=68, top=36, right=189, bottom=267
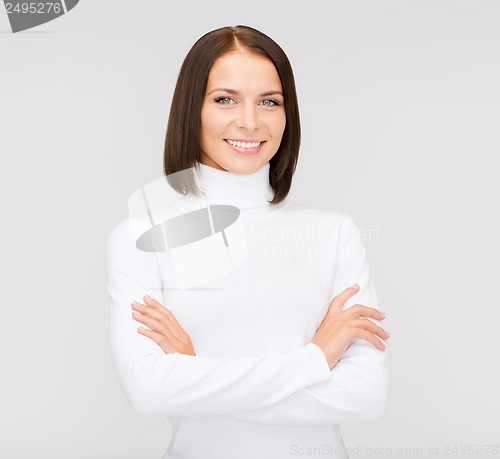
left=106, top=25, right=390, bottom=459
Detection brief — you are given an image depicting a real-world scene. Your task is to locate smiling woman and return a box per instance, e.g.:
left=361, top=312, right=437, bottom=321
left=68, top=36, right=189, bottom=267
left=106, top=24, right=389, bottom=459
left=199, top=50, right=286, bottom=171
left=163, top=25, right=302, bottom=205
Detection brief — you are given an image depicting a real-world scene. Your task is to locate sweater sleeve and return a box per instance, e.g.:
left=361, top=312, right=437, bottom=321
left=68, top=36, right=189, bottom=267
left=106, top=218, right=333, bottom=419
left=227, top=214, right=390, bottom=425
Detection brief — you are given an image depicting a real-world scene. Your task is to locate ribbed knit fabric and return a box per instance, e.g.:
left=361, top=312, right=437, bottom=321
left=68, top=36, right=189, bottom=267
left=106, top=161, right=389, bottom=459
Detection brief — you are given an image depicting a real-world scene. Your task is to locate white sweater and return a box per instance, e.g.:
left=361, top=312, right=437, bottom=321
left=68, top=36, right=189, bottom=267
left=105, top=161, right=389, bottom=459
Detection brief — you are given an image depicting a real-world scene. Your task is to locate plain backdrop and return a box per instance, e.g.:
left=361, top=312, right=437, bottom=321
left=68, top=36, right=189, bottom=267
left=1, top=1, right=499, bottom=458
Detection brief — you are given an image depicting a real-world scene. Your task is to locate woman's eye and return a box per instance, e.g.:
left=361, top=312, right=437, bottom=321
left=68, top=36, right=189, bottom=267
left=261, top=99, right=280, bottom=107
left=214, top=97, right=234, bottom=104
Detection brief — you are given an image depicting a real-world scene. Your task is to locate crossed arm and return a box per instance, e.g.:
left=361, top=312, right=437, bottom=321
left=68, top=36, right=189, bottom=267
left=105, top=214, right=389, bottom=424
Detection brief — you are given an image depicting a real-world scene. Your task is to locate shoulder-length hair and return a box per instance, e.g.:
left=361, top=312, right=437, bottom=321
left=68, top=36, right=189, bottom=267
left=163, top=25, right=301, bottom=205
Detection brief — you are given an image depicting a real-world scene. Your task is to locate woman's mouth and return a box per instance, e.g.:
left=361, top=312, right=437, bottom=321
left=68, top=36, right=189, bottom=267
left=224, top=139, right=266, bottom=155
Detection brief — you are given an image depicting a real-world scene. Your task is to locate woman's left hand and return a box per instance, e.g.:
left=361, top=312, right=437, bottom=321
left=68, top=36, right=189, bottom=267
left=131, top=295, right=196, bottom=356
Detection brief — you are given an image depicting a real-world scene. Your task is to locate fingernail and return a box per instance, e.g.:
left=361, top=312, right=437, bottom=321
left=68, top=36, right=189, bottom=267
left=352, top=283, right=359, bottom=289
left=144, top=294, right=152, bottom=300
left=132, top=300, right=141, bottom=307
left=380, top=311, right=386, bottom=318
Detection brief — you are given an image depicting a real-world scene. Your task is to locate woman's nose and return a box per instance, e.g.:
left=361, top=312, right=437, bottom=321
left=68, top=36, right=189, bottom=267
left=235, top=105, right=259, bottom=131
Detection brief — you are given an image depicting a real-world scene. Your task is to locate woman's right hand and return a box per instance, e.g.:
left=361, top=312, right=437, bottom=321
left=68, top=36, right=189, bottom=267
left=311, top=284, right=389, bottom=370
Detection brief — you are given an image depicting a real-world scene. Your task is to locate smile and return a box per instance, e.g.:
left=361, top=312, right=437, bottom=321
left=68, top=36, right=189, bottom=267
left=224, top=139, right=263, bottom=149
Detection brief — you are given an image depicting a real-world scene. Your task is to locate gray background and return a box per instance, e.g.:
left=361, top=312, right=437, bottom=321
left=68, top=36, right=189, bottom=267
left=1, top=1, right=499, bottom=458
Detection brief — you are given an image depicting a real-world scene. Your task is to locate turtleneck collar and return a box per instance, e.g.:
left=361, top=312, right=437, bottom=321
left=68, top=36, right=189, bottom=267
left=195, top=161, right=274, bottom=208
left=174, top=161, right=291, bottom=218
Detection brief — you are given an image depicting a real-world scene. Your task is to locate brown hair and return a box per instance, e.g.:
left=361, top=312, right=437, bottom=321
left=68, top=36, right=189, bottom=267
left=163, top=25, right=301, bottom=205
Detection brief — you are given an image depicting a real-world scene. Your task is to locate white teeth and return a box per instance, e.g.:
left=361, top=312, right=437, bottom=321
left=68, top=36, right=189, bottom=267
left=226, top=139, right=262, bottom=149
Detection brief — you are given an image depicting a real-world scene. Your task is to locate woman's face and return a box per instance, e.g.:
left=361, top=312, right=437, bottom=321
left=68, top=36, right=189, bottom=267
left=199, top=49, right=286, bottom=173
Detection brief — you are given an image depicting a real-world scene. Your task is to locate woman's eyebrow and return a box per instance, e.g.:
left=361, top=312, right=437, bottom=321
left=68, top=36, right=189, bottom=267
left=207, top=88, right=283, bottom=97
